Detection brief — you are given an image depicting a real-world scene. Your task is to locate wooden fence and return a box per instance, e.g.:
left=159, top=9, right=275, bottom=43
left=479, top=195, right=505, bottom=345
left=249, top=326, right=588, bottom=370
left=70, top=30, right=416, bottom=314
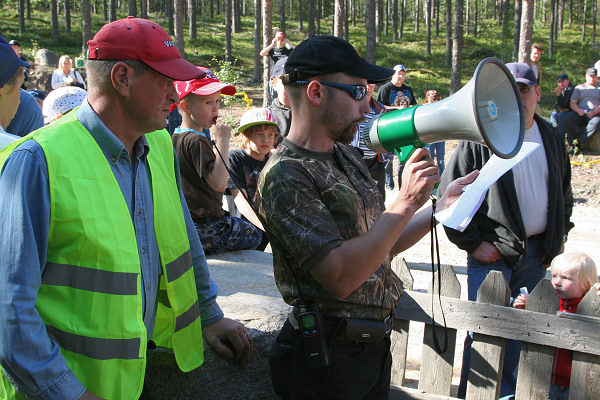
left=387, top=257, right=600, bottom=400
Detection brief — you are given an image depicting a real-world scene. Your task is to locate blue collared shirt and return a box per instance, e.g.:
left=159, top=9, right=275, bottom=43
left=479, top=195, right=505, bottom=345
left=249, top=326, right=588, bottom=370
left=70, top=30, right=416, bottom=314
left=0, top=101, right=223, bottom=400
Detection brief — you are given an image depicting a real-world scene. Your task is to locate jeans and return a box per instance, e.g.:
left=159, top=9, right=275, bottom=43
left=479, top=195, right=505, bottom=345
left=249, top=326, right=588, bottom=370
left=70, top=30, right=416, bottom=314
left=383, top=152, right=395, bottom=189
left=457, top=235, right=547, bottom=399
left=195, top=215, right=262, bottom=255
left=270, top=319, right=392, bottom=400
left=561, top=111, right=600, bottom=146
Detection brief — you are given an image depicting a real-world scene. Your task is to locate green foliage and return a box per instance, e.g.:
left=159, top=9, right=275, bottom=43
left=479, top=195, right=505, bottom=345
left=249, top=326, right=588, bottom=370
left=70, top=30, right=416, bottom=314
left=209, top=56, right=243, bottom=107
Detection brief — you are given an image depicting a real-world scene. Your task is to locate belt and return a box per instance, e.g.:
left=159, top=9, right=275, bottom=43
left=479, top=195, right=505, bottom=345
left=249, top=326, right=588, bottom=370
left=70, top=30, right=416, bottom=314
left=288, top=312, right=393, bottom=343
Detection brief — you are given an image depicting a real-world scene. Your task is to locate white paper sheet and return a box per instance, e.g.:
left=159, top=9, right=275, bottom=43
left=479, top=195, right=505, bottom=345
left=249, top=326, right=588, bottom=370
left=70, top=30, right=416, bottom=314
left=435, top=142, right=541, bottom=232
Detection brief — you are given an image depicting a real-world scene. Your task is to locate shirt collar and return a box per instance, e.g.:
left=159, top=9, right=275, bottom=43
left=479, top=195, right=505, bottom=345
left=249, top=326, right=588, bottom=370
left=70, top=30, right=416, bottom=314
left=76, top=100, right=150, bottom=165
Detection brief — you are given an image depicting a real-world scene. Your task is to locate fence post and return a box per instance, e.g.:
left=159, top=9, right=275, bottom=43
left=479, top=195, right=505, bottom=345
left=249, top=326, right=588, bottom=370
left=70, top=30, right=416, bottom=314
left=391, top=257, right=414, bottom=386
left=514, top=279, right=559, bottom=399
left=569, top=287, right=600, bottom=400
left=418, top=264, right=461, bottom=396
left=465, top=270, right=510, bottom=400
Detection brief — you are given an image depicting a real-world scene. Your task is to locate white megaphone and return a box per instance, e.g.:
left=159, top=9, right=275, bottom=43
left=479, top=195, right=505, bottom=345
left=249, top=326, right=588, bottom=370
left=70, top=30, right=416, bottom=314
left=365, top=58, right=525, bottom=162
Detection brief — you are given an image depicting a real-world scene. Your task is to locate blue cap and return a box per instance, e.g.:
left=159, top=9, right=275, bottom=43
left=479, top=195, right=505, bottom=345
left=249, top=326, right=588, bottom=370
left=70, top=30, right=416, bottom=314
left=393, top=64, right=406, bottom=72
left=506, top=62, right=536, bottom=87
left=0, top=35, right=29, bottom=88
left=27, top=89, right=47, bottom=102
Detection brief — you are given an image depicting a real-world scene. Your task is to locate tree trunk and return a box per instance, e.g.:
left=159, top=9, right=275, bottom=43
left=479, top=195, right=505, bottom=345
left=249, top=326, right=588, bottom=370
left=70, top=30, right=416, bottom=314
left=233, top=0, right=242, bottom=32
left=64, top=0, right=71, bottom=32
left=393, top=0, right=398, bottom=39
left=280, top=0, right=286, bottom=32
left=518, top=0, right=534, bottom=62
left=385, top=0, right=389, bottom=35
left=582, top=0, right=588, bottom=41
left=473, top=0, right=478, bottom=36
left=166, top=0, right=174, bottom=34
left=51, top=0, right=59, bottom=42
left=103, top=0, right=107, bottom=21
left=317, top=0, right=321, bottom=33
left=400, top=0, right=405, bottom=37
left=366, top=0, right=376, bottom=62
left=435, top=0, right=440, bottom=35
left=425, top=0, right=431, bottom=54
left=415, top=0, right=419, bottom=32
left=263, top=0, right=273, bottom=106
left=140, top=0, right=148, bottom=18
left=549, top=0, right=555, bottom=56
left=592, top=0, right=597, bottom=45
left=445, top=0, right=451, bottom=66
left=451, top=0, right=464, bottom=94
left=298, top=0, right=304, bottom=29
left=345, top=0, right=350, bottom=39
left=188, top=0, right=197, bottom=38
left=18, top=0, right=25, bottom=34
left=174, top=0, right=184, bottom=56
left=501, top=0, right=510, bottom=38
left=26, top=0, right=31, bottom=20
left=129, top=0, right=137, bottom=16
left=334, top=0, right=345, bottom=36
left=465, top=0, right=469, bottom=34
left=225, top=0, right=232, bottom=60
left=513, top=0, right=521, bottom=61
left=308, top=0, right=316, bottom=35
left=253, top=0, right=261, bottom=82
left=82, top=0, right=91, bottom=54
left=109, top=0, right=116, bottom=21
left=210, top=0, right=214, bottom=18
left=376, top=0, right=383, bottom=42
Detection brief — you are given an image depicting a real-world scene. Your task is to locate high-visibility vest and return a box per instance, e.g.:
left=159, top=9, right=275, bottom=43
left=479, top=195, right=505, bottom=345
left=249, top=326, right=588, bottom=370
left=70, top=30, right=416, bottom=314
left=0, top=111, right=204, bottom=400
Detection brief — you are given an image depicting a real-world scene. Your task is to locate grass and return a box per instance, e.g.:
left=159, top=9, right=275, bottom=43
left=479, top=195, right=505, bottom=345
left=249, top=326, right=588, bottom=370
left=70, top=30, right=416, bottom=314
left=2, top=5, right=600, bottom=116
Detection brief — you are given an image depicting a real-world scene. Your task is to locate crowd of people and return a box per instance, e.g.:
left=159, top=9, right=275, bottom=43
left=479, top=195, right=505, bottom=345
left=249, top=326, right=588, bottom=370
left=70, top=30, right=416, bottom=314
left=0, top=17, right=599, bottom=400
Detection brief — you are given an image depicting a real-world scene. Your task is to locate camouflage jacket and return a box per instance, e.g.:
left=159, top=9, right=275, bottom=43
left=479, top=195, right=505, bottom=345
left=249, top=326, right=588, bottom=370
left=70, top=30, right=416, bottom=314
left=256, top=138, right=402, bottom=320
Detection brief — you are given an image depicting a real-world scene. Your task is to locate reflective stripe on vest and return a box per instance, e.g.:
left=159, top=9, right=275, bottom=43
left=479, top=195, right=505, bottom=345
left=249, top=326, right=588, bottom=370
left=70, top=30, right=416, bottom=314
left=0, top=110, right=203, bottom=400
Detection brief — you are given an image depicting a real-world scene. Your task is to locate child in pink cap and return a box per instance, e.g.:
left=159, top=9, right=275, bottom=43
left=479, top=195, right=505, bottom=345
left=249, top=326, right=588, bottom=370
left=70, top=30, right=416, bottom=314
left=172, top=67, right=262, bottom=254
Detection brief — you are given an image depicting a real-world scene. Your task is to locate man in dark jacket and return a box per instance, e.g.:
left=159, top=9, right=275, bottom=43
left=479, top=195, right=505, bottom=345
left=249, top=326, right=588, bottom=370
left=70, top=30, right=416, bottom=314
left=550, top=73, right=574, bottom=137
left=439, top=62, right=574, bottom=400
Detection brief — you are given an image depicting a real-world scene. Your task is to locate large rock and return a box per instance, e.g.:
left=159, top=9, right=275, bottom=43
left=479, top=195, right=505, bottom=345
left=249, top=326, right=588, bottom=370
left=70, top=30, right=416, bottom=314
left=35, top=49, right=59, bottom=68
left=583, top=131, right=600, bottom=153
left=144, top=250, right=289, bottom=399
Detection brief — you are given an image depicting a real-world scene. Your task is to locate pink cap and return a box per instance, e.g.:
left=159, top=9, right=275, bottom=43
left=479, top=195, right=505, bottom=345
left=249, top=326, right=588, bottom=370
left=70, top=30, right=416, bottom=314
left=170, top=67, right=236, bottom=111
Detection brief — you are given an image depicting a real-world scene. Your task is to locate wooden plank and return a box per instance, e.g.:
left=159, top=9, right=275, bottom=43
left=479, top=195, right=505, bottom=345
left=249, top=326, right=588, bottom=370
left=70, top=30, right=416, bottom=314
left=393, top=291, right=600, bottom=355
left=419, top=265, right=460, bottom=396
left=391, top=257, right=414, bottom=387
left=466, top=271, right=510, bottom=400
left=570, top=287, right=600, bottom=400
left=390, top=384, right=462, bottom=400
left=515, top=279, right=559, bottom=399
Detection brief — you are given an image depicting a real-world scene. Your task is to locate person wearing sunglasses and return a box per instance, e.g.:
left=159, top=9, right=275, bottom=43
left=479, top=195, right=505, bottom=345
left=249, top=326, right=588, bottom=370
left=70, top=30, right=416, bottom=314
left=255, top=35, right=478, bottom=399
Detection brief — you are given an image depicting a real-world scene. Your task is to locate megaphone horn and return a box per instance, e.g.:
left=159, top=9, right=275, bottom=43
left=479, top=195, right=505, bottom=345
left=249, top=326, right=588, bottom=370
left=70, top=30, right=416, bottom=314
left=365, top=57, right=525, bottom=162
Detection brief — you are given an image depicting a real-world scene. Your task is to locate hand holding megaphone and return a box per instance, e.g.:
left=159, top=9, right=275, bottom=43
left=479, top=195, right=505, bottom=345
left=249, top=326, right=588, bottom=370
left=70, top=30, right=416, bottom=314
left=366, top=58, right=525, bottom=163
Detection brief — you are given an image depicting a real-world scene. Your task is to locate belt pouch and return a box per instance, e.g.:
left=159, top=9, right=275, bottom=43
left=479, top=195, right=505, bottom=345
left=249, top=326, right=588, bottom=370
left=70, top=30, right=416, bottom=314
left=345, top=318, right=387, bottom=343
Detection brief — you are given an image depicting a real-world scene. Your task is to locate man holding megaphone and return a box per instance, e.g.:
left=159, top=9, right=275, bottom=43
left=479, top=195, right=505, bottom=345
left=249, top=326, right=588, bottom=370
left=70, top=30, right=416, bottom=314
left=439, top=62, right=574, bottom=399
left=255, top=35, right=478, bottom=399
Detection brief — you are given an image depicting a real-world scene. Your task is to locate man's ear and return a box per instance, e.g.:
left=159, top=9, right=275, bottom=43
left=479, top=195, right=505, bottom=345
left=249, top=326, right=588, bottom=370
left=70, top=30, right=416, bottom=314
left=110, top=62, right=134, bottom=97
left=306, top=80, right=324, bottom=106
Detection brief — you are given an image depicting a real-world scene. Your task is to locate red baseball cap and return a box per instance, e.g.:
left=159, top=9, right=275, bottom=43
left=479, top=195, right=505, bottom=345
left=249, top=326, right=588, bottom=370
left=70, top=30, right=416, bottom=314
left=87, top=17, right=203, bottom=81
left=169, top=67, right=236, bottom=112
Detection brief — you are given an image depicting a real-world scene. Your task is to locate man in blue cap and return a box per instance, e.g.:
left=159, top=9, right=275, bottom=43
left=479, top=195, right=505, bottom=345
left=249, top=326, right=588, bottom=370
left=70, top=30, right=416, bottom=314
left=0, top=35, right=29, bottom=148
left=440, top=62, right=573, bottom=400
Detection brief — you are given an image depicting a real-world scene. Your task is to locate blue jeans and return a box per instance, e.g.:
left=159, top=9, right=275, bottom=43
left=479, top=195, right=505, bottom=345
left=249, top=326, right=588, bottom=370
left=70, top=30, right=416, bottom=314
left=457, top=235, right=547, bottom=399
left=383, top=152, right=395, bottom=189
left=561, top=111, right=600, bottom=146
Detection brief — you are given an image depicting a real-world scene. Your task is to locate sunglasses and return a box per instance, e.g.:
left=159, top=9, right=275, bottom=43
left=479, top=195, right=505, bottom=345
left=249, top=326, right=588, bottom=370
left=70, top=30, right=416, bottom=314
left=296, top=80, right=368, bottom=101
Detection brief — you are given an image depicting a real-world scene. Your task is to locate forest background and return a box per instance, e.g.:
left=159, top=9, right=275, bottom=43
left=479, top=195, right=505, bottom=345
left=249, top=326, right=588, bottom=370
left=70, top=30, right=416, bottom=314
left=1, top=0, right=600, bottom=113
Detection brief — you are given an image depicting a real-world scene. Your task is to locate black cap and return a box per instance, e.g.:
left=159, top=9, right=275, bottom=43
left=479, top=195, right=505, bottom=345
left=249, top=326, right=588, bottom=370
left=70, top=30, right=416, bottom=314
left=586, top=67, right=597, bottom=76
left=283, top=36, right=394, bottom=84
left=8, top=39, right=20, bottom=46
left=557, top=73, right=569, bottom=82
left=271, top=57, right=287, bottom=79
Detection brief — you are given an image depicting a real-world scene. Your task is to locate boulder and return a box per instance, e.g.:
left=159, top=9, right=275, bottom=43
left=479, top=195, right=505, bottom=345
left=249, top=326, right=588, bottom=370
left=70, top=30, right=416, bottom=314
left=144, top=250, right=289, bottom=399
left=35, top=49, right=59, bottom=68
left=583, top=131, right=600, bottom=153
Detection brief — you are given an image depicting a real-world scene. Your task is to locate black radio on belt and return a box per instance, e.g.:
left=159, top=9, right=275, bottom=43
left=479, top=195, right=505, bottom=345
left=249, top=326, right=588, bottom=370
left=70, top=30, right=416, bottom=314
left=295, top=304, right=329, bottom=369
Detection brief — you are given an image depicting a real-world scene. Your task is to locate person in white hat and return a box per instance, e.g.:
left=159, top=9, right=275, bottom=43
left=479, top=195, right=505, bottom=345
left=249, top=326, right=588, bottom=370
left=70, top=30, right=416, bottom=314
left=42, top=86, right=88, bottom=124
left=226, top=108, right=279, bottom=250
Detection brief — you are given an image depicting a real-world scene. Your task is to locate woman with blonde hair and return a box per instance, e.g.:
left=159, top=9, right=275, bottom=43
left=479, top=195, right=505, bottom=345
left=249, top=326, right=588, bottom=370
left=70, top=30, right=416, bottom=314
left=51, top=55, right=86, bottom=89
